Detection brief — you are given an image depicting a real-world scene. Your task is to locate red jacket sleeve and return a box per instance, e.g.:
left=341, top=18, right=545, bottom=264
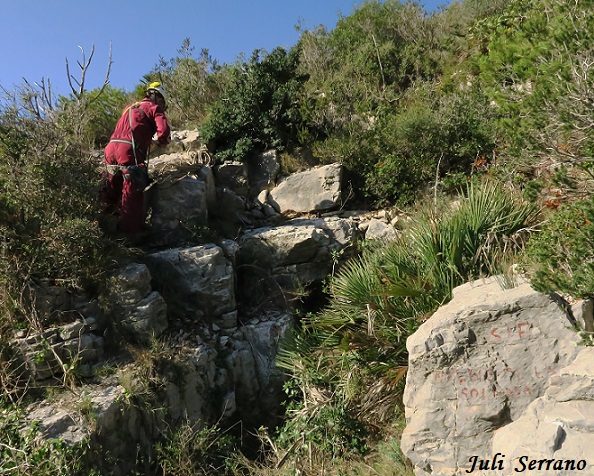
left=136, top=99, right=171, bottom=146
left=153, top=106, right=171, bottom=145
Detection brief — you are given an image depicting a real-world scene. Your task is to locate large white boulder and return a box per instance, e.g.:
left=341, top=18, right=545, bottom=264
left=401, top=277, right=582, bottom=476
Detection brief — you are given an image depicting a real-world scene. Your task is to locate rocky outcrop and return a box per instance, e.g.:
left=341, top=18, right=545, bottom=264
left=15, top=132, right=440, bottom=473
left=149, top=175, right=209, bottom=244
left=22, top=309, right=293, bottom=476
left=148, top=141, right=213, bottom=245
left=14, top=318, right=104, bottom=381
left=241, top=312, right=293, bottom=413
left=106, top=262, right=168, bottom=343
left=147, top=134, right=404, bottom=240
left=144, top=244, right=236, bottom=326
left=364, top=217, right=398, bottom=241
left=213, top=160, right=249, bottom=196
left=13, top=284, right=106, bottom=381
left=401, top=277, right=583, bottom=476
left=166, top=129, right=202, bottom=154
left=237, top=216, right=357, bottom=308
left=148, top=145, right=282, bottom=238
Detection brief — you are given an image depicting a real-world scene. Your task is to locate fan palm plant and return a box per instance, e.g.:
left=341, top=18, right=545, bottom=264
left=276, top=180, right=538, bottom=463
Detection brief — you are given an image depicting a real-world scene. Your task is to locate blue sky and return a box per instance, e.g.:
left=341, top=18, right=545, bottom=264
left=1, top=0, right=452, bottom=98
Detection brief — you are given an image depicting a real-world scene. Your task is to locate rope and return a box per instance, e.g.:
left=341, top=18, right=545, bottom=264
left=148, top=145, right=213, bottom=189
left=193, top=145, right=213, bottom=167
left=128, top=106, right=139, bottom=167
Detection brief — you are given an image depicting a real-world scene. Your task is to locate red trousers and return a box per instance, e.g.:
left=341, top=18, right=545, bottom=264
left=102, top=142, right=146, bottom=235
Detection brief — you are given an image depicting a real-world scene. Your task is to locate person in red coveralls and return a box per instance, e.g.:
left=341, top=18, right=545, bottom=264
left=102, top=82, right=170, bottom=240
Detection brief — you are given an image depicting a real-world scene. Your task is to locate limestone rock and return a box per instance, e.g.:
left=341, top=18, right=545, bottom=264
left=239, top=223, right=331, bottom=268
left=289, top=216, right=358, bottom=255
left=149, top=175, right=208, bottom=244
left=25, top=383, right=147, bottom=475
left=121, top=291, right=168, bottom=340
left=198, top=165, right=217, bottom=210
left=108, top=262, right=152, bottom=306
left=237, top=218, right=356, bottom=308
left=268, top=163, right=343, bottom=213
left=30, top=282, right=72, bottom=318
left=107, top=263, right=168, bottom=343
left=241, top=313, right=293, bottom=425
left=149, top=151, right=202, bottom=173
left=401, top=277, right=581, bottom=476
left=26, top=403, right=84, bottom=444
left=490, top=347, right=594, bottom=475
left=247, top=150, right=281, bottom=198
left=213, top=161, right=249, bottom=196
left=212, top=187, right=246, bottom=218
left=21, top=311, right=293, bottom=471
left=14, top=316, right=106, bottom=381
left=224, top=341, right=259, bottom=403
left=365, top=217, right=398, bottom=241
left=166, top=129, right=202, bottom=154
left=145, top=244, right=236, bottom=323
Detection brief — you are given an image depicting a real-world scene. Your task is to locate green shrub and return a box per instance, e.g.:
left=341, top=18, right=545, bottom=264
left=200, top=46, right=307, bottom=162
left=471, top=0, right=594, bottom=170
left=409, top=181, right=537, bottom=296
left=323, top=84, right=497, bottom=207
left=155, top=422, right=239, bottom=476
left=524, top=198, right=594, bottom=298
left=0, top=81, right=123, bottom=335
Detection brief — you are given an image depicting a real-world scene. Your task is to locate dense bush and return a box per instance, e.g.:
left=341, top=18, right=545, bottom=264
left=0, top=78, right=121, bottom=335
left=288, top=0, right=501, bottom=206
left=57, top=85, right=130, bottom=148
left=155, top=422, right=239, bottom=476
left=472, top=0, right=594, bottom=171
left=200, top=46, right=307, bottom=162
left=524, top=198, right=594, bottom=299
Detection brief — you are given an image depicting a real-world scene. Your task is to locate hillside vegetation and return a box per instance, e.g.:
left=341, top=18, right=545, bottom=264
left=2, top=0, right=594, bottom=474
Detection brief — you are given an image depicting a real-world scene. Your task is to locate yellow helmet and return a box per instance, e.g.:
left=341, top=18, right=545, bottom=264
left=146, top=81, right=166, bottom=100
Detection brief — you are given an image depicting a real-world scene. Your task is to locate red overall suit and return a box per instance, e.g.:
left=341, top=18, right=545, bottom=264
left=103, top=98, right=170, bottom=234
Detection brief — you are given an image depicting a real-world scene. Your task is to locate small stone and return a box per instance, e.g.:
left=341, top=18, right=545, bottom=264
left=219, top=336, right=230, bottom=347
left=256, top=189, right=269, bottom=207
left=262, top=204, right=278, bottom=217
